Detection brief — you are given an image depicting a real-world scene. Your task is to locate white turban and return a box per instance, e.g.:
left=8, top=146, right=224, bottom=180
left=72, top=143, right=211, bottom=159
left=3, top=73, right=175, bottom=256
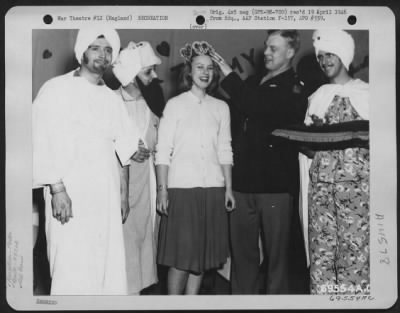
left=74, top=27, right=121, bottom=64
left=112, top=41, right=161, bottom=86
left=313, top=29, right=355, bottom=70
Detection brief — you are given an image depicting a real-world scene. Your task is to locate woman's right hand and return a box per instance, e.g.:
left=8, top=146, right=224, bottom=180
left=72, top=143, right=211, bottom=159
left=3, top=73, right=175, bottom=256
left=156, top=189, right=169, bottom=216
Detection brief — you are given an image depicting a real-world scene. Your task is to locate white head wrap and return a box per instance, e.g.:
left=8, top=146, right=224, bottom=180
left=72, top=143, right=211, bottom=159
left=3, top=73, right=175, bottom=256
left=112, top=41, right=161, bottom=86
left=74, top=27, right=121, bottom=64
left=313, top=29, right=355, bottom=70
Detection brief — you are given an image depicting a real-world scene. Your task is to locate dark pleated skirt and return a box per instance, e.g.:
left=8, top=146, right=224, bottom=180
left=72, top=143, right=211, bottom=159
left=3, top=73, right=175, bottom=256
left=157, top=187, right=229, bottom=274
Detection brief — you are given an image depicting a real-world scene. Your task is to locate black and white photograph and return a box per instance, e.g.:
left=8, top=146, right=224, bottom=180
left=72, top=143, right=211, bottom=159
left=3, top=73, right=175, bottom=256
left=4, top=5, right=397, bottom=311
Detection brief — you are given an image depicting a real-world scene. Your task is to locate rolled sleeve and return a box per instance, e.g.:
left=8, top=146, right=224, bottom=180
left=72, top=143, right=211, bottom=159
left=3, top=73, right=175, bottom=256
left=155, top=100, right=177, bottom=166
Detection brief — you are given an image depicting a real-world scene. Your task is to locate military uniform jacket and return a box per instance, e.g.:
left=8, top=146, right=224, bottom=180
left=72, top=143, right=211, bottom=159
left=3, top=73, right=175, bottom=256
left=221, top=69, right=306, bottom=194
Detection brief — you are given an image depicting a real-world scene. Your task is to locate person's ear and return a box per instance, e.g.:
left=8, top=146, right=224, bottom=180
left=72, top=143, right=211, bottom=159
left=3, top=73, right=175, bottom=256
left=287, top=47, right=295, bottom=59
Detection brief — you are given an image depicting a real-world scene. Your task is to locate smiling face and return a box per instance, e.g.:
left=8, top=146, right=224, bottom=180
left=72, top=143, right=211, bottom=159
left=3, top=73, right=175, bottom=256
left=190, top=55, right=214, bottom=91
left=316, top=50, right=347, bottom=81
left=82, top=37, right=113, bottom=74
left=264, top=33, right=294, bottom=74
left=136, top=65, right=158, bottom=86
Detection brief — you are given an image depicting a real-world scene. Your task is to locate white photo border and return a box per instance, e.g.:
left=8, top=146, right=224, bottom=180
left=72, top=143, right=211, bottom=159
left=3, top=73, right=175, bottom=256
left=5, top=5, right=397, bottom=310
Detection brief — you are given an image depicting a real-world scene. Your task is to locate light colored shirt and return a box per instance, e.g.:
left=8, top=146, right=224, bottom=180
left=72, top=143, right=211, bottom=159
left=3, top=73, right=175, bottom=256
left=155, top=90, right=233, bottom=188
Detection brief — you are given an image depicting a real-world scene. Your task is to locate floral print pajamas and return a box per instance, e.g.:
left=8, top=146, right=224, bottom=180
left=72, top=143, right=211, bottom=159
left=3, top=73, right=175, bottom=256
left=308, top=95, right=370, bottom=295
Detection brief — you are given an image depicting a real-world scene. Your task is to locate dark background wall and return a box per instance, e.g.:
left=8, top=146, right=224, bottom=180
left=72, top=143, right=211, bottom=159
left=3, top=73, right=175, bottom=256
left=32, top=29, right=369, bottom=101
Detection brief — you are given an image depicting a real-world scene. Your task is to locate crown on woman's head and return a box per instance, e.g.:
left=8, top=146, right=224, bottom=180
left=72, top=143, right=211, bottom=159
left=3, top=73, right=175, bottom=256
left=180, top=41, right=215, bottom=62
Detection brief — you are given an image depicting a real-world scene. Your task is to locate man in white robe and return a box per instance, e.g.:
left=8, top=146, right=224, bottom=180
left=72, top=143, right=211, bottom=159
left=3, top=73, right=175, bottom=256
left=113, top=41, right=163, bottom=294
left=32, top=27, right=141, bottom=295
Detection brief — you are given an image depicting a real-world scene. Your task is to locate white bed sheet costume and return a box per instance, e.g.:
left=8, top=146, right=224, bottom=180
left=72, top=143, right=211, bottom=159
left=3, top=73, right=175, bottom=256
left=32, top=27, right=141, bottom=295
left=113, top=42, right=162, bottom=294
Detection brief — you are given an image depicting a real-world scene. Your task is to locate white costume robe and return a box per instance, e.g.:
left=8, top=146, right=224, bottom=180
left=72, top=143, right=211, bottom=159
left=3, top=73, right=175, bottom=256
left=33, top=71, right=140, bottom=295
left=117, top=87, right=159, bottom=294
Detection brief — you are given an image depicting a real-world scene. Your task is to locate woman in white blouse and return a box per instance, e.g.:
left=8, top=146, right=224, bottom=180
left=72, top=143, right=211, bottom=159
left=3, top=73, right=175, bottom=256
left=155, top=41, right=235, bottom=295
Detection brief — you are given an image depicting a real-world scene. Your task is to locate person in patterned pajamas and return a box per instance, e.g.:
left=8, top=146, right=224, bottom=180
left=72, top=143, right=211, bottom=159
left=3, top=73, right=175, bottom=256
left=300, top=29, right=370, bottom=295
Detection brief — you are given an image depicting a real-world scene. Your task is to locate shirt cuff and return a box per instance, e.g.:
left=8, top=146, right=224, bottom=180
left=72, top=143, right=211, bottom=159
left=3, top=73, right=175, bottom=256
left=115, top=137, right=140, bottom=166
left=154, top=151, right=171, bottom=166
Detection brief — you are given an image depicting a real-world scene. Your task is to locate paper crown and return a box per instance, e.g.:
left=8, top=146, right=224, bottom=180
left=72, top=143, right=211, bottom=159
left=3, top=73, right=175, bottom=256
left=179, top=41, right=215, bottom=62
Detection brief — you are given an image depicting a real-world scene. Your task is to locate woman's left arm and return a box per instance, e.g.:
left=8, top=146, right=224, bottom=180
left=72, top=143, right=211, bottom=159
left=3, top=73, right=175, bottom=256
left=221, top=164, right=235, bottom=212
left=218, top=102, right=235, bottom=211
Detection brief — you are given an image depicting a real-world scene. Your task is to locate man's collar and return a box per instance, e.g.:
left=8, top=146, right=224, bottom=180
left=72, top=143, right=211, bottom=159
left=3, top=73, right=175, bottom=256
left=119, top=85, right=143, bottom=102
left=260, top=67, right=295, bottom=86
left=73, top=69, right=106, bottom=86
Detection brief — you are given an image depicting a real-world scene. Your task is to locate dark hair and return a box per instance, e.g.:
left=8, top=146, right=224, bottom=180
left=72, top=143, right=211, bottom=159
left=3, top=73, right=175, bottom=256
left=267, top=29, right=300, bottom=53
left=82, top=53, right=89, bottom=65
left=178, top=56, right=220, bottom=96
left=135, top=76, right=166, bottom=118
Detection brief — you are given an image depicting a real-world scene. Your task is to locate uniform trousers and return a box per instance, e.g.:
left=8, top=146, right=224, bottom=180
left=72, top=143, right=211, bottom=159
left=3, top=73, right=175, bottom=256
left=229, top=191, right=293, bottom=294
